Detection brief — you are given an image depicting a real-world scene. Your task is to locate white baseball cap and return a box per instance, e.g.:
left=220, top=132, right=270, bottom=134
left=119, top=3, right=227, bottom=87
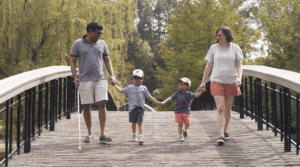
left=178, top=77, right=191, bottom=87
left=132, top=69, right=144, bottom=77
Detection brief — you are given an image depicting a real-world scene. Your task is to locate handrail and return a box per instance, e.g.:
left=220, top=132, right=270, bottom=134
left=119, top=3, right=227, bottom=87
left=243, top=65, right=300, bottom=93
left=0, top=66, right=78, bottom=104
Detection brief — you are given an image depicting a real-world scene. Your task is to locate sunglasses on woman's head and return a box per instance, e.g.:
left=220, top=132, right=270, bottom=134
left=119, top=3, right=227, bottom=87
left=133, top=76, right=143, bottom=81
left=178, top=82, right=188, bottom=85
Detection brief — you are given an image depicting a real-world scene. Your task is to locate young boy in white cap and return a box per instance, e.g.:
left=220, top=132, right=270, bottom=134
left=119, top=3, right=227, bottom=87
left=114, top=69, right=162, bottom=144
left=162, top=77, right=204, bottom=142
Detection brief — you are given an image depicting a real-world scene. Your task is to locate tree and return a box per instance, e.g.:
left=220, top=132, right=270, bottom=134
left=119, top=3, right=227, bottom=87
left=0, top=0, right=139, bottom=110
left=253, top=0, right=300, bottom=72
left=155, top=0, right=261, bottom=110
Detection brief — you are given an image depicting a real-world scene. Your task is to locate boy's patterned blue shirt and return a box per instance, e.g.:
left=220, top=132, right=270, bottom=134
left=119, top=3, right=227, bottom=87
left=122, top=84, right=151, bottom=112
left=171, top=90, right=196, bottom=113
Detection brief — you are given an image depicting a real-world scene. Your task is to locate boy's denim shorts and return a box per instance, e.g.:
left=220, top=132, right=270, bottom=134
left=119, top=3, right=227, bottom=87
left=129, top=107, right=144, bottom=123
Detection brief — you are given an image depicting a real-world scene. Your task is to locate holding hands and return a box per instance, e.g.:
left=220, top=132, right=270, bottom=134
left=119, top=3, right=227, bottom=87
left=199, top=82, right=206, bottom=92
left=109, top=76, right=116, bottom=86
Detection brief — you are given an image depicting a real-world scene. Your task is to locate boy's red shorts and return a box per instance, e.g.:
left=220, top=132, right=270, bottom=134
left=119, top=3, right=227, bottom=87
left=175, top=113, right=190, bottom=124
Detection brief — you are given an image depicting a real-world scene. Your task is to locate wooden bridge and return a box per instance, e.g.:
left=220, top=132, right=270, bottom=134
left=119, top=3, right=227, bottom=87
left=5, top=110, right=300, bottom=167
left=0, top=65, right=300, bottom=166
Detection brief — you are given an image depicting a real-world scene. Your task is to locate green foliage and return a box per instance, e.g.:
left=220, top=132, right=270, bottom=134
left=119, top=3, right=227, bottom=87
left=126, top=32, right=157, bottom=93
left=0, top=0, right=136, bottom=107
left=155, top=0, right=261, bottom=110
left=253, top=0, right=300, bottom=72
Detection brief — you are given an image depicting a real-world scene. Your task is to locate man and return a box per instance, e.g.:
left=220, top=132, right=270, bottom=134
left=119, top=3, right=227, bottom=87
left=70, top=22, right=116, bottom=143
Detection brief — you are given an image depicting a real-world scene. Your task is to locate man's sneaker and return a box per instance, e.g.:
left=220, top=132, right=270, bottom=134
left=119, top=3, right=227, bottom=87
left=99, top=135, right=112, bottom=142
left=132, top=134, right=138, bottom=142
left=138, top=136, right=144, bottom=144
left=217, top=137, right=225, bottom=145
left=183, top=130, right=187, bottom=138
left=84, top=135, right=93, bottom=143
left=224, top=133, right=230, bottom=140
left=179, top=136, right=184, bottom=142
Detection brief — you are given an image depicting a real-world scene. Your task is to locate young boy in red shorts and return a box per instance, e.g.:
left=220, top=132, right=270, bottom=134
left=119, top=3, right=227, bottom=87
left=162, top=78, right=204, bottom=142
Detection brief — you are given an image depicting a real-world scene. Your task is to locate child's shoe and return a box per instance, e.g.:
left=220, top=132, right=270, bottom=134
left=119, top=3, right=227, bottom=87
left=132, top=134, right=138, bottom=142
left=183, top=130, right=187, bottom=138
left=178, top=135, right=184, bottom=142
left=138, top=135, right=144, bottom=144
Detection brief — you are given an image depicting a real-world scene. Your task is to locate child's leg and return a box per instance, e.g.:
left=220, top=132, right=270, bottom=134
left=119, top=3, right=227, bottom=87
left=184, top=113, right=190, bottom=131
left=184, top=123, right=189, bottom=131
left=178, top=122, right=183, bottom=135
left=132, top=123, right=137, bottom=134
left=138, top=122, right=143, bottom=135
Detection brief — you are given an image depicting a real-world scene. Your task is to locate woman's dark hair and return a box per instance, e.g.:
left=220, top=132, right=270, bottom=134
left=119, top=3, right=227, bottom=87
left=86, top=22, right=103, bottom=33
left=216, top=26, right=234, bottom=43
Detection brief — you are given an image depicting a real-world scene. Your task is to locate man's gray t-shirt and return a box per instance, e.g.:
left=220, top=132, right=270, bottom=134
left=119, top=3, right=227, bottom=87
left=70, top=35, right=109, bottom=81
left=205, top=43, right=244, bottom=84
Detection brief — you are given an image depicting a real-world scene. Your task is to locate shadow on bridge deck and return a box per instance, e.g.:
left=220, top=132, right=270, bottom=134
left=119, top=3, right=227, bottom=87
left=7, top=111, right=300, bottom=166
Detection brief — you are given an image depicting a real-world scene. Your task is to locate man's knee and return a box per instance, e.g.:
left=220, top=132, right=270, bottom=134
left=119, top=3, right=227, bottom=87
left=138, top=122, right=142, bottom=126
left=96, top=101, right=106, bottom=109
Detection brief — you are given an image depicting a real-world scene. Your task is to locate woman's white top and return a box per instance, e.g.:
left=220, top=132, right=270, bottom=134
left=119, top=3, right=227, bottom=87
left=205, top=43, right=244, bottom=84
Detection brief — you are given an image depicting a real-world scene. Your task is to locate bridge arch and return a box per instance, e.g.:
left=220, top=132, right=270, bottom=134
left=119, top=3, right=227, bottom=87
left=0, top=66, right=118, bottom=166
left=191, top=65, right=300, bottom=154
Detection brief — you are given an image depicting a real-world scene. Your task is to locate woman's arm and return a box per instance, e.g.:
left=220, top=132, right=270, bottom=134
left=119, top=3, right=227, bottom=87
left=199, top=62, right=213, bottom=91
left=236, top=59, right=242, bottom=87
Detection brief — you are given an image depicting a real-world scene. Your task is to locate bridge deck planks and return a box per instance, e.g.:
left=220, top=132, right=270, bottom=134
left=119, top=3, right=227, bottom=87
left=7, top=111, right=300, bottom=166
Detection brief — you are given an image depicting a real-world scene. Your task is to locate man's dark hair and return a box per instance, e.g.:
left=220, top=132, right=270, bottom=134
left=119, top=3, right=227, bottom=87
left=216, top=26, right=234, bottom=43
left=86, top=22, right=103, bottom=33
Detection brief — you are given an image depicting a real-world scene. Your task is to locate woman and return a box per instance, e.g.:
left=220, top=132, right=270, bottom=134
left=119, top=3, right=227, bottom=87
left=199, top=26, right=243, bottom=145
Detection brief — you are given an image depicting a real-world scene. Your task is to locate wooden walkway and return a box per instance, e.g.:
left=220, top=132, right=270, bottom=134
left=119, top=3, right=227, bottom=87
left=7, top=111, right=300, bottom=166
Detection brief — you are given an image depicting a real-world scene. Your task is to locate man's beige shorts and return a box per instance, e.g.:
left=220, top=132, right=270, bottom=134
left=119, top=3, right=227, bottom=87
left=79, top=80, right=108, bottom=104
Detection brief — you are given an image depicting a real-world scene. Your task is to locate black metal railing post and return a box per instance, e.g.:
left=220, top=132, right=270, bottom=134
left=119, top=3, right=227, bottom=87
left=59, top=78, right=62, bottom=120
left=257, top=78, right=263, bottom=130
left=283, top=87, right=291, bottom=152
left=66, top=76, right=71, bottom=119
left=288, top=92, right=292, bottom=151
left=9, top=98, right=13, bottom=156
left=254, top=79, right=258, bottom=122
left=244, top=78, right=248, bottom=117
left=249, top=76, right=254, bottom=120
left=17, top=94, right=21, bottom=155
left=273, top=83, right=277, bottom=136
left=38, top=84, right=43, bottom=136
left=24, top=89, right=32, bottom=153
left=32, top=87, right=36, bottom=139
left=240, top=76, right=244, bottom=119
left=265, top=83, right=269, bottom=130
left=50, top=80, right=55, bottom=131
left=45, top=82, right=49, bottom=130
left=63, top=78, right=67, bottom=116
left=296, top=94, right=299, bottom=155
left=280, top=88, right=284, bottom=142
left=54, top=79, right=58, bottom=123
left=5, top=100, right=9, bottom=167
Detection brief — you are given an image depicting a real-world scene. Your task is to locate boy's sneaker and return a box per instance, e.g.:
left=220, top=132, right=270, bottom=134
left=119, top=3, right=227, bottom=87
left=84, top=135, right=93, bottom=143
left=99, top=135, right=112, bottom=142
left=138, top=136, right=144, bottom=144
left=217, top=137, right=225, bottom=145
left=224, top=133, right=230, bottom=140
left=132, top=134, right=138, bottom=142
left=183, top=130, right=187, bottom=138
left=179, top=136, right=184, bottom=142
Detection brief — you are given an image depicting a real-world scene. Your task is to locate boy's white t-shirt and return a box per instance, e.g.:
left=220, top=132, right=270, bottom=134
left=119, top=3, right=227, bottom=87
left=205, top=42, right=244, bottom=84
